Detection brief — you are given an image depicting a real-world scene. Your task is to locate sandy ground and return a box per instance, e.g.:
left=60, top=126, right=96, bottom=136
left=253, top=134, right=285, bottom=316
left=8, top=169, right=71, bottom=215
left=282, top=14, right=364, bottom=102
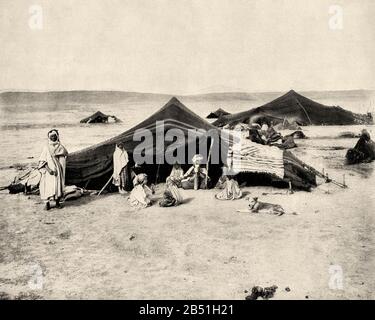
left=0, top=106, right=374, bottom=299
left=0, top=175, right=374, bottom=299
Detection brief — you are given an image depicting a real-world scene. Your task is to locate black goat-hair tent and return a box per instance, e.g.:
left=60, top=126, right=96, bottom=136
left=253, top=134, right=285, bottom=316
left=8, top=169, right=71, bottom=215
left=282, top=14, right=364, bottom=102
left=66, top=97, right=317, bottom=191
left=206, top=108, right=231, bottom=119
left=213, top=90, right=372, bottom=127
left=80, top=111, right=120, bottom=124
left=67, top=97, right=227, bottom=189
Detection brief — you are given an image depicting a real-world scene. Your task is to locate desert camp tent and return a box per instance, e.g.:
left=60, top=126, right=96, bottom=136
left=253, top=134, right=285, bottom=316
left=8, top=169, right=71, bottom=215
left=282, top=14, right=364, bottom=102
left=80, top=111, right=121, bottom=124
left=68, top=97, right=225, bottom=189
left=206, top=108, right=231, bottom=119
left=213, top=90, right=373, bottom=127
left=66, top=97, right=317, bottom=191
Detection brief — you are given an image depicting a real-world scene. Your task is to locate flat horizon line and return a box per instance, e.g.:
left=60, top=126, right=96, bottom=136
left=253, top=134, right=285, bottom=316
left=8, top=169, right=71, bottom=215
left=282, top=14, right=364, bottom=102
left=1, top=88, right=375, bottom=96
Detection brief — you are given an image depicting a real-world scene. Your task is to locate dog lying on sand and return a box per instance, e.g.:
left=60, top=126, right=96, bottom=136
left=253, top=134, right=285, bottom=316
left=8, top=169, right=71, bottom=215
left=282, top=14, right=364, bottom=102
left=237, top=197, right=286, bottom=216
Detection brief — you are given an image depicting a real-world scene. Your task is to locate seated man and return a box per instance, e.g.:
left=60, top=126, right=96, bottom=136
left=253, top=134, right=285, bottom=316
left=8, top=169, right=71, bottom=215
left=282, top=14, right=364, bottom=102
left=346, top=129, right=375, bottom=164
left=128, top=173, right=154, bottom=209
left=215, top=175, right=242, bottom=200
left=166, top=162, right=184, bottom=188
left=159, top=179, right=183, bottom=207
left=181, top=154, right=210, bottom=190
left=264, top=126, right=282, bottom=144
left=248, top=127, right=265, bottom=145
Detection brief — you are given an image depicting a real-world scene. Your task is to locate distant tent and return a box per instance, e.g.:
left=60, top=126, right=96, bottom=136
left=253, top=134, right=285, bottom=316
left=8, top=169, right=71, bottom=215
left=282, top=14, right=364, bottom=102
left=66, top=97, right=317, bottom=191
left=213, top=90, right=373, bottom=127
left=206, top=108, right=231, bottom=119
left=80, top=111, right=121, bottom=124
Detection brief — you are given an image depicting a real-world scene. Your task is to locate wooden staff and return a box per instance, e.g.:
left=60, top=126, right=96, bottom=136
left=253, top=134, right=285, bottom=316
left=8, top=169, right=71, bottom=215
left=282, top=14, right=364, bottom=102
left=97, top=175, right=113, bottom=196
left=205, top=138, right=214, bottom=189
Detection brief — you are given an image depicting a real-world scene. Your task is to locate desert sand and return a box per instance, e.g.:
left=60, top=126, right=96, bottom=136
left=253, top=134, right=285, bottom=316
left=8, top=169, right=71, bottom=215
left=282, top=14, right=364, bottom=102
left=0, top=98, right=374, bottom=300
left=0, top=166, right=374, bottom=299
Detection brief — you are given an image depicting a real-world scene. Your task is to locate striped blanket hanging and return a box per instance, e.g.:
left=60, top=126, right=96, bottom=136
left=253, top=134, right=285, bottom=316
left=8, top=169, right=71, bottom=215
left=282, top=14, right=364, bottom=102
left=227, top=139, right=285, bottom=178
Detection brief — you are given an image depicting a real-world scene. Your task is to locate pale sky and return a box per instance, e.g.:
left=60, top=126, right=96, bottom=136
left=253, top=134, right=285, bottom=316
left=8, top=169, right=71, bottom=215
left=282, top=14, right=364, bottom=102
left=0, top=0, right=374, bottom=94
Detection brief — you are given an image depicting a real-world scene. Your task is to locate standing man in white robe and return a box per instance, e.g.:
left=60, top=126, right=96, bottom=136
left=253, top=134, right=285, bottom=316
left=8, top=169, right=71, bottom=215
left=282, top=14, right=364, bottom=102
left=38, top=129, right=68, bottom=210
left=112, top=142, right=132, bottom=194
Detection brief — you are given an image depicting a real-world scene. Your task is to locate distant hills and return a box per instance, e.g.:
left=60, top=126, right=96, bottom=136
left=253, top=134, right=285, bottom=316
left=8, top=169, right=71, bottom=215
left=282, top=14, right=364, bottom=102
left=0, top=89, right=373, bottom=126
left=0, top=90, right=170, bottom=106
left=0, top=89, right=373, bottom=106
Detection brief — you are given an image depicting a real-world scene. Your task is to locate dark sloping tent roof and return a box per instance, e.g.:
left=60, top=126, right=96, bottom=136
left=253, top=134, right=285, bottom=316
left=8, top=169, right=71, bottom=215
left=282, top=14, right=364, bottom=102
left=80, top=111, right=120, bottom=123
left=206, top=108, right=231, bottom=119
left=67, top=97, right=223, bottom=187
left=66, top=96, right=317, bottom=191
left=213, top=90, right=371, bottom=127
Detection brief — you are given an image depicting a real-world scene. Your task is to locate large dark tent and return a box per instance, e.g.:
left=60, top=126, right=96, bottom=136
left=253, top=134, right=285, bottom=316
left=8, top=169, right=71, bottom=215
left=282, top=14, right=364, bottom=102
left=67, top=97, right=226, bottom=189
left=206, top=108, right=231, bottom=119
left=213, top=90, right=373, bottom=127
left=66, top=97, right=317, bottom=191
left=80, top=111, right=121, bottom=124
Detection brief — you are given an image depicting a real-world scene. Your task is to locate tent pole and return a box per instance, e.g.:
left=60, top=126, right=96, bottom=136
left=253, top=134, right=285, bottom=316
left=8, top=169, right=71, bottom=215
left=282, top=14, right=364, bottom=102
left=205, top=138, right=214, bottom=189
left=84, top=179, right=91, bottom=190
left=97, top=175, right=113, bottom=196
left=155, top=163, right=160, bottom=184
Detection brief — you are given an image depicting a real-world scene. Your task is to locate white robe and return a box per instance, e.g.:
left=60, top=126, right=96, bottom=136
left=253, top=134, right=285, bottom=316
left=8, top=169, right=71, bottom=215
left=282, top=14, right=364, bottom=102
left=38, top=143, right=67, bottom=201
left=112, top=146, right=129, bottom=186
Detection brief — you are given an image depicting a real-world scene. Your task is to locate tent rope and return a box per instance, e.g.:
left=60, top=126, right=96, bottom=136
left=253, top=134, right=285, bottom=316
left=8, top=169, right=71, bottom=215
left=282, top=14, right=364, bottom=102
left=294, top=97, right=313, bottom=125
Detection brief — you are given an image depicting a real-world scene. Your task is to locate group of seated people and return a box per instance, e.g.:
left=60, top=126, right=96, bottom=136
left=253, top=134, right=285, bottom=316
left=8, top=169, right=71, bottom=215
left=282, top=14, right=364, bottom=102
left=248, top=122, right=297, bottom=149
left=113, top=143, right=243, bottom=209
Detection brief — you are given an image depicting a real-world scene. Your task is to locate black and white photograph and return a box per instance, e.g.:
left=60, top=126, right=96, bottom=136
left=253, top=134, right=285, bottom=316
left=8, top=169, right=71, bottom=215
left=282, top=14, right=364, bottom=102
left=0, top=0, right=374, bottom=303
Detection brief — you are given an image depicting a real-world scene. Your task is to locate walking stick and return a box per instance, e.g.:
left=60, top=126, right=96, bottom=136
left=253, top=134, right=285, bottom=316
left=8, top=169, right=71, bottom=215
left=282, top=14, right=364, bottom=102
left=97, top=175, right=113, bottom=196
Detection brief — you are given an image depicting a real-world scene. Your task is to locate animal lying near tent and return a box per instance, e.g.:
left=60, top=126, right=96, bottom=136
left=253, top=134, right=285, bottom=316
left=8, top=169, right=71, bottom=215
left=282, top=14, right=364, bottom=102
left=0, top=168, right=41, bottom=194
left=1, top=168, right=87, bottom=201
left=237, top=197, right=286, bottom=216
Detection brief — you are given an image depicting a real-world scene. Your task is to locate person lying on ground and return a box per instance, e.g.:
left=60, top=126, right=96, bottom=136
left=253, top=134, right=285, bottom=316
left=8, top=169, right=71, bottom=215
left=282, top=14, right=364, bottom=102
left=269, top=135, right=297, bottom=150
